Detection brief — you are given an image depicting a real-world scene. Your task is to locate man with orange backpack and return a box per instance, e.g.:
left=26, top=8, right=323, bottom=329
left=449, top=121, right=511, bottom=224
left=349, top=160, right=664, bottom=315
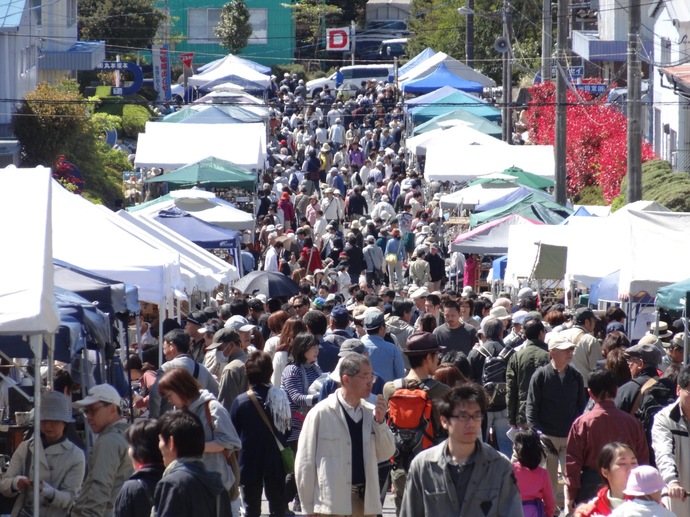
left=382, top=331, right=451, bottom=515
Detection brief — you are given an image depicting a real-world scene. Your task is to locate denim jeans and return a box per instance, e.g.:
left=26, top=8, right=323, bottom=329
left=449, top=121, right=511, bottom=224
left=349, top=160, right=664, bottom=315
left=484, top=409, right=512, bottom=457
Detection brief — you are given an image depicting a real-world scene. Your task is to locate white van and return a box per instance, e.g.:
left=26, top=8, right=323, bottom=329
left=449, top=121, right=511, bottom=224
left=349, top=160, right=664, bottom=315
left=306, top=64, right=393, bottom=98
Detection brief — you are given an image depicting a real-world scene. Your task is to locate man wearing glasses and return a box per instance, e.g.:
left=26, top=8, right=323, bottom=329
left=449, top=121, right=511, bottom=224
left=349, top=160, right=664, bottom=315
left=71, top=384, right=132, bottom=517
left=400, top=383, right=522, bottom=516
left=290, top=295, right=310, bottom=319
left=615, top=339, right=663, bottom=413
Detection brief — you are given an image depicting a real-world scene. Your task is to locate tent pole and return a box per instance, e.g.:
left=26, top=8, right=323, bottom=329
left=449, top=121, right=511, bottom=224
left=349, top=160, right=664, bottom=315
left=158, top=304, right=165, bottom=368
left=46, top=333, right=55, bottom=390
left=30, top=334, right=43, bottom=516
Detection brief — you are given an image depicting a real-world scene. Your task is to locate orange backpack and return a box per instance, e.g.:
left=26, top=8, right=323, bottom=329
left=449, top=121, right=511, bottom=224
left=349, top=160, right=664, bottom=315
left=386, top=379, right=435, bottom=470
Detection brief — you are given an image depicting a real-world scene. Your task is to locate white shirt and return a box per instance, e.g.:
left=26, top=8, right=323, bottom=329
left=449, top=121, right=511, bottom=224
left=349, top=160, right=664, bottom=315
left=264, top=246, right=279, bottom=272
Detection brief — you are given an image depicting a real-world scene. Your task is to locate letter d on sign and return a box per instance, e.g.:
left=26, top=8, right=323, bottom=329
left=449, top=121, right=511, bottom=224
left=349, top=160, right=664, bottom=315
left=326, top=28, right=350, bottom=51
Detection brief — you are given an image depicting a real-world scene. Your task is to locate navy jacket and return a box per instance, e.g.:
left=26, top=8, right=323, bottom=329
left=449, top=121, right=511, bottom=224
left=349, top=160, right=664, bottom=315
left=114, top=464, right=165, bottom=517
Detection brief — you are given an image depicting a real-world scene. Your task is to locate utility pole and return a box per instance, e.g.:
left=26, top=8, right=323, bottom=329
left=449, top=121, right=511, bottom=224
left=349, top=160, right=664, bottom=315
left=627, top=0, right=642, bottom=203
left=554, top=0, right=568, bottom=205
left=466, top=0, right=475, bottom=68
left=350, top=21, right=356, bottom=66
left=501, top=0, right=513, bottom=144
left=541, top=0, right=552, bottom=83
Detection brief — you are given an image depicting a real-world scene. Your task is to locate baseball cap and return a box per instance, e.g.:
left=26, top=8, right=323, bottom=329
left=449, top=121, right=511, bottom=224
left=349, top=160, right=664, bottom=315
left=547, top=335, right=576, bottom=351
left=224, top=315, right=256, bottom=332
left=574, top=307, right=600, bottom=325
left=73, top=384, right=122, bottom=408
left=513, top=310, right=529, bottom=325
left=625, top=342, right=662, bottom=365
left=206, top=328, right=241, bottom=351
left=331, top=305, right=350, bottom=324
left=185, top=311, right=207, bottom=327
left=363, top=310, right=385, bottom=331
left=339, top=338, right=366, bottom=357
left=517, top=287, right=534, bottom=300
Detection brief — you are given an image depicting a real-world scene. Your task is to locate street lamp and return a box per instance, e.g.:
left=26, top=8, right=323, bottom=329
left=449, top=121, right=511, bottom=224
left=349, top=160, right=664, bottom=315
left=458, top=1, right=513, bottom=144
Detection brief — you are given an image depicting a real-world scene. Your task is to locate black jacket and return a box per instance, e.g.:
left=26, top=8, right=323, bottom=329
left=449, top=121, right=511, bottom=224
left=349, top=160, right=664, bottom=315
left=615, top=366, right=659, bottom=414
left=424, top=252, right=446, bottom=282
left=526, top=363, right=588, bottom=437
left=347, top=193, right=369, bottom=216
left=115, top=464, right=165, bottom=517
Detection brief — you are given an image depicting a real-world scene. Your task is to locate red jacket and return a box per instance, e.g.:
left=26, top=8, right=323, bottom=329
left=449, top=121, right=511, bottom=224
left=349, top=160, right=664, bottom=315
left=576, top=487, right=612, bottom=516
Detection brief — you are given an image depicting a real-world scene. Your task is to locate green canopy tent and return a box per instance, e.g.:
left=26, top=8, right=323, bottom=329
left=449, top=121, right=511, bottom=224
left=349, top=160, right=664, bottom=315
left=656, top=278, right=690, bottom=311
left=411, top=109, right=503, bottom=138
left=470, top=167, right=554, bottom=191
left=145, top=156, right=258, bottom=190
left=470, top=193, right=572, bottom=227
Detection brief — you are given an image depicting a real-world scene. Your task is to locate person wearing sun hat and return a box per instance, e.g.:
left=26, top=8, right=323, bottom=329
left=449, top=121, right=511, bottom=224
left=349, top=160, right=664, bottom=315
left=71, top=384, right=133, bottom=517
left=609, top=465, right=674, bottom=517
left=0, top=391, right=86, bottom=517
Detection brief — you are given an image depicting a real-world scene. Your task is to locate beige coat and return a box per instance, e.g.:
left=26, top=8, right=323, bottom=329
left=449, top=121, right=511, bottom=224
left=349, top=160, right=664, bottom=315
left=296, top=390, right=395, bottom=515
left=0, top=437, right=85, bottom=517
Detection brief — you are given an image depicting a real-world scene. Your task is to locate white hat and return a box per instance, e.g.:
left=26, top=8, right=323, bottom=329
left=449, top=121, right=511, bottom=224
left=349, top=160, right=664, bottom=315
left=489, top=306, right=511, bottom=321
left=255, top=294, right=267, bottom=304
left=513, top=310, right=529, bottom=325
left=73, top=384, right=122, bottom=408
left=411, top=287, right=429, bottom=299
left=224, top=315, right=256, bottom=332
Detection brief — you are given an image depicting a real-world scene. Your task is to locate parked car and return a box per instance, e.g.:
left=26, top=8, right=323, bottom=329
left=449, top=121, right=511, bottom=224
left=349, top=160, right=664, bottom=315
left=306, top=64, right=393, bottom=98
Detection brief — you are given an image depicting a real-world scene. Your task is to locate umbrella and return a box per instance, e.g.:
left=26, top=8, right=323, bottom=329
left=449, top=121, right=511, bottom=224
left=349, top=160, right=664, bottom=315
left=233, top=271, right=299, bottom=298
left=275, top=235, right=301, bottom=255
left=145, top=156, right=257, bottom=190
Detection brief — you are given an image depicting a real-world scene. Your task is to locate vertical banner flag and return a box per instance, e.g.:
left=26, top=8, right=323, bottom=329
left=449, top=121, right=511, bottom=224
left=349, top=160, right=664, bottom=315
left=152, top=44, right=172, bottom=102
left=326, top=27, right=350, bottom=51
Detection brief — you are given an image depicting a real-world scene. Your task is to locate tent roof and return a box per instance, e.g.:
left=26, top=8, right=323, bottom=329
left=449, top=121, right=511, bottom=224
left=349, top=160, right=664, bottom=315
left=152, top=207, right=240, bottom=249
left=146, top=156, right=258, bottom=190
left=198, top=54, right=271, bottom=74
left=504, top=224, right=572, bottom=286
left=560, top=206, right=592, bottom=225
left=128, top=189, right=255, bottom=233
left=440, top=182, right=522, bottom=209
left=0, top=166, right=60, bottom=334
left=409, top=124, right=506, bottom=155
left=470, top=193, right=572, bottom=227
left=424, top=144, right=555, bottom=182
left=402, top=62, right=483, bottom=94
left=188, top=54, right=270, bottom=90
left=484, top=166, right=554, bottom=190
left=474, top=186, right=554, bottom=212
left=398, top=47, right=437, bottom=78
left=134, top=122, right=266, bottom=171
left=451, top=214, right=541, bottom=253
left=407, top=86, right=501, bottom=123
left=399, top=51, right=496, bottom=87
left=411, top=109, right=502, bottom=137
left=657, top=277, right=690, bottom=310
left=161, top=104, right=267, bottom=124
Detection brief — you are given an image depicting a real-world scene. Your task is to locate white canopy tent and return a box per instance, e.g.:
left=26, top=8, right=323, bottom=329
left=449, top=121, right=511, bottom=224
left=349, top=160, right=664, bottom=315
left=130, top=188, right=256, bottom=233
left=188, top=55, right=270, bottom=90
left=134, top=122, right=266, bottom=171
left=0, top=166, right=60, bottom=514
left=408, top=124, right=505, bottom=156
left=504, top=224, right=572, bottom=288
left=424, top=144, right=555, bottom=182
left=398, top=51, right=496, bottom=88
left=440, top=181, right=522, bottom=209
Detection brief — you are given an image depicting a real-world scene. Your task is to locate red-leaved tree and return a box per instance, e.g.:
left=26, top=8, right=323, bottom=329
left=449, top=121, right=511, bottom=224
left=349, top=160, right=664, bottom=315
left=525, top=82, right=655, bottom=202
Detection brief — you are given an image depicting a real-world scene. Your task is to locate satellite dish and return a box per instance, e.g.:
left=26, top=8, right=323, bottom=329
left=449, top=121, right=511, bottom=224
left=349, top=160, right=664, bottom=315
left=494, top=36, right=509, bottom=54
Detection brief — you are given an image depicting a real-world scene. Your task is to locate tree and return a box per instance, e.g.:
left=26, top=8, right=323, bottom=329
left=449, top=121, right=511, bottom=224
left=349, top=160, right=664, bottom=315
left=215, top=0, right=253, bottom=54
left=615, top=159, right=690, bottom=212
left=79, top=0, right=166, bottom=54
left=525, top=81, right=655, bottom=203
left=12, top=80, right=128, bottom=207
left=407, top=0, right=543, bottom=84
left=282, top=0, right=342, bottom=62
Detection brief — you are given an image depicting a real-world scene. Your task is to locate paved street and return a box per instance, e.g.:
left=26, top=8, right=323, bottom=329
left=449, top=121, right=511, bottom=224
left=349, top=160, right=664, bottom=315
left=261, top=491, right=397, bottom=515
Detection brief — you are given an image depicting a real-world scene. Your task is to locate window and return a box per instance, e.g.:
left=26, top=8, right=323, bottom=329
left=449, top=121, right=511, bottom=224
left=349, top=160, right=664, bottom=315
left=660, top=37, right=671, bottom=66
left=188, top=8, right=221, bottom=43
left=248, top=8, right=268, bottom=45
left=66, top=0, right=77, bottom=27
left=31, top=0, right=41, bottom=26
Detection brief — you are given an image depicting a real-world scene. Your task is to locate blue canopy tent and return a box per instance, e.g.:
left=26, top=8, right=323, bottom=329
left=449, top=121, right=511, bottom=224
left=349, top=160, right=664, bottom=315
left=406, top=86, right=501, bottom=124
left=657, top=278, right=690, bottom=311
left=397, top=47, right=437, bottom=78
left=492, top=255, right=508, bottom=280
left=560, top=206, right=592, bottom=225
left=54, top=260, right=139, bottom=315
left=153, top=207, right=240, bottom=249
left=474, top=186, right=554, bottom=213
left=402, top=62, right=483, bottom=94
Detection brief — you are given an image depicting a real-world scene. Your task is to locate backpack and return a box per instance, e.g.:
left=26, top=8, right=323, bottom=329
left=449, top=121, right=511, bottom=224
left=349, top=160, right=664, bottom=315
left=477, top=343, right=514, bottom=409
left=635, top=377, right=677, bottom=466
left=289, top=173, right=299, bottom=192
left=386, top=378, right=437, bottom=471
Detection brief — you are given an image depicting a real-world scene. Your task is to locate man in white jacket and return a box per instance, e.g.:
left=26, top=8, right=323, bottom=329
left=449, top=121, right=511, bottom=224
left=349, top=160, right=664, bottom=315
left=296, top=354, right=395, bottom=517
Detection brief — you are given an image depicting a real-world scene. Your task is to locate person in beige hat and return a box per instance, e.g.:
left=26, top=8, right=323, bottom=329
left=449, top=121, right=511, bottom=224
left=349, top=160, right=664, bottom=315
left=0, top=391, right=86, bottom=517
left=71, top=384, right=133, bottom=517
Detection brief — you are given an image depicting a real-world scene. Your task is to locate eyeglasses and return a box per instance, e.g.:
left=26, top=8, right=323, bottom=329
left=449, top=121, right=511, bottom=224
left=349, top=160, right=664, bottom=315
left=350, top=373, right=376, bottom=381
left=292, top=304, right=304, bottom=309
left=449, top=412, right=483, bottom=423
left=82, top=403, right=106, bottom=416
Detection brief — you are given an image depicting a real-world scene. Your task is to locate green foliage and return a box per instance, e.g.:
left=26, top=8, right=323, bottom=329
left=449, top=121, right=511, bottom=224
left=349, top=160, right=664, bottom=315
left=407, top=0, right=543, bottom=84
left=12, top=80, right=129, bottom=208
left=95, top=95, right=153, bottom=138
left=282, top=0, right=342, bottom=60
left=573, top=185, right=606, bottom=206
left=617, top=159, right=690, bottom=212
left=78, top=0, right=166, bottom=54
left=215, top=0, right=253, bottom=54
left=272, top=63, right=309, bottom=81
left=610, top=195, right=625, bottom=212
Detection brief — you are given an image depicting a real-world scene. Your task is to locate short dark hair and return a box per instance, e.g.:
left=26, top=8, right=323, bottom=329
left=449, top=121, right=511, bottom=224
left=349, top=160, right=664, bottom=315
left=303, top=310, right=328, bottom=335
left=524, top=319, right=545, bottom=340
left=248, top=299, right=264, bottom=313
left=158, top=410, right=205, bottom=458
left=678, top=364, right=690, bottom=390
left=364, top=295, right=382, bottom=308
left=426, top=294, right=441, bottom=307
left=164, top=329, right=190, bottom=354
left=606, top=306, right=626, bottom=322
left=587, top=369, right=618, bottom=399
left=158, top=367, right=200, bottom=404
left=442, top=299, right=461, bottom=312
left=440, top=351, right=471, bottom=379
left=246, top=351, right=273, bottom=386
left=230, top=298, right=249, bottom=318
left=126, top=418, right=163, bottom=465
left=437, top=383, right=487, bottom=419
left=289, top=332, right=318, bottom=365
left=384, top=289, right=396, bottom=300
left=392, top=300, right=414, bottom=318
left=514, top=427, right=546, bottom=470
left=53, top=368, right=73, bottom=394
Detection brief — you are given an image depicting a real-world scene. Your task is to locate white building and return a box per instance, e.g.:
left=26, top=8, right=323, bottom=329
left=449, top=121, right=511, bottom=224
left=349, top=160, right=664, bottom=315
left=652, top=0, right=690, bottom=172
left=0, top=0, right=105, bottom=165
